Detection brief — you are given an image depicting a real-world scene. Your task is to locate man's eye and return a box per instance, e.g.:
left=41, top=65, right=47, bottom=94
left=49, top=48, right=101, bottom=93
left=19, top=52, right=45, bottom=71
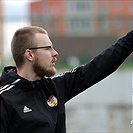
left=46, top=46, right=53, bottom=51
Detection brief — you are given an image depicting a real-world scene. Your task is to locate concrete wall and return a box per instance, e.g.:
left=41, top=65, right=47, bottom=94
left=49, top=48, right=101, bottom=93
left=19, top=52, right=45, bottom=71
left=65, top=70, right=132, bottom=132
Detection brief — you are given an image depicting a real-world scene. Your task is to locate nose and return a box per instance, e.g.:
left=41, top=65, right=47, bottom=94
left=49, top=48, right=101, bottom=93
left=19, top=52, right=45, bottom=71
left=52, top=49, right=59, bottom=57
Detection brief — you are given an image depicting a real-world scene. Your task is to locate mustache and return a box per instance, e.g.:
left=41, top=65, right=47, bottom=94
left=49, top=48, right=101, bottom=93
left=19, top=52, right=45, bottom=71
left=52, top=57, right=57, bottom=62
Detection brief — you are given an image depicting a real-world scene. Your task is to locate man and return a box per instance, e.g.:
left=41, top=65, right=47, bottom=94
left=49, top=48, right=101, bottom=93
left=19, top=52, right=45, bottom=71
left=0, top=26, right=133, bottom=133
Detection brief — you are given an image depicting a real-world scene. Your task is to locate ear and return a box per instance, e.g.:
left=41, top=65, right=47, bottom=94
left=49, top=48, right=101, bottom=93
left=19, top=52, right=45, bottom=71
left=24, top=49, right=34, bottom=61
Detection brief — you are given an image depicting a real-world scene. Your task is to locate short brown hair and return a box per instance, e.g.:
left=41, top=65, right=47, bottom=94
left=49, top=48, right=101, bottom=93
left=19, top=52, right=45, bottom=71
left=11, top=26, right=48, bottom=67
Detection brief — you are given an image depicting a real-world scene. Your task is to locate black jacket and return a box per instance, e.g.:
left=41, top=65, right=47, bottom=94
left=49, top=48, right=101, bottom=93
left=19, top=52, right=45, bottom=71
left=0, top=31, right=133, bottom=133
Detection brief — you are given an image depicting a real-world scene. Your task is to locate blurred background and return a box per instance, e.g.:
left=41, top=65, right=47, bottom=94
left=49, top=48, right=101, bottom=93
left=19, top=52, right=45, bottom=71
left=0, top=0, right=133, bottom=132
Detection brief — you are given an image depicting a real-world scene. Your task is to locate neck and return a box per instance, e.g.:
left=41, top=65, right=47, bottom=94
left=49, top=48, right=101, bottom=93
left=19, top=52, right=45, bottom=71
left=16, top=66, right=41, bottom=81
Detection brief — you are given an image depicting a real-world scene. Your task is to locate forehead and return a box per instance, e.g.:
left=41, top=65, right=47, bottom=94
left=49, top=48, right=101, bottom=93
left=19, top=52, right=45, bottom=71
left=35, top=33, right=52, bottom=46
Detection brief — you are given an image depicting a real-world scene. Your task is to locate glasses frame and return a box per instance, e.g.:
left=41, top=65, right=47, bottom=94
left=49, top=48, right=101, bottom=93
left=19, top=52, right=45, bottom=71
left=28, top=45, right=53, bottom=50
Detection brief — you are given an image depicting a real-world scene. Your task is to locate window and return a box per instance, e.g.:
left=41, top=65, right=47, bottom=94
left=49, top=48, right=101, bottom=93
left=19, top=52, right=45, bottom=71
left=66, top=1, right=93, bottom=13
left=99, top=3, right=108, bottom=15
left=132, top=19, right=133, bottom=29
left=66, top=18, right=94, bottom=36
left=76, top=1, right=90, bottom=11
left=100, top=19, right=109, bottom=34
left=76, top=1, right=93, bottom=12
left=113, top=18, right=123, bottom=28
left=113, top=1, right=122, bottom=9
left=130, top=2, right=133, bottom=13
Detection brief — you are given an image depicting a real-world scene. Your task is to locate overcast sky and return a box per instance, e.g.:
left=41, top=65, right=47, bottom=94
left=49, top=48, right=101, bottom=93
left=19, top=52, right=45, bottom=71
left=3, top=1, right=28, bottom=16
left=2, top=1, right=31, bottom=60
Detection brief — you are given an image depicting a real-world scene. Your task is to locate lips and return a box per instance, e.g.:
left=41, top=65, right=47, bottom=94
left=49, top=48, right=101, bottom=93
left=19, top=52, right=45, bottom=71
left=51, top=58, right=57, bottom=66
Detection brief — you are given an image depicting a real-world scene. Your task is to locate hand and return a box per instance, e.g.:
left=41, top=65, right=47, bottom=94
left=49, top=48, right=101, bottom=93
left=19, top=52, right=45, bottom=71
left=121, top=30, right=133, bottom=49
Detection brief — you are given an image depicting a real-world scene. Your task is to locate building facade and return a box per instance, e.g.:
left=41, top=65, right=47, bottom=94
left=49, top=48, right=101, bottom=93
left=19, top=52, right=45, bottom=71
left=30, top=0, right=96, bottom=36
left=29, top=0, right=132, bottom=64
left=30, top=0, right=65, bottom=36
left=30, top=0, right=133, bottom=37
left=96, top=0, right=133, bottom=36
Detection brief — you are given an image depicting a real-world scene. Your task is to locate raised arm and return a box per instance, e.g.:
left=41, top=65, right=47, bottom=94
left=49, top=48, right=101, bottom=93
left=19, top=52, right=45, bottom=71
left=53, top=30, right=133, bottom=102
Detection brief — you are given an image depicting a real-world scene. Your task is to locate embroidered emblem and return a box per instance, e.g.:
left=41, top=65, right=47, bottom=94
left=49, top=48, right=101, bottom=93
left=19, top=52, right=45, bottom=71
left=47, top=95, right=58, bottom=107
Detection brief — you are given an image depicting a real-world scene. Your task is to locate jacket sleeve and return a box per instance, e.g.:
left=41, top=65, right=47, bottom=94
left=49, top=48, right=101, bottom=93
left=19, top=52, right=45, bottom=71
left=0, top=96, right=12, bottom=133
left=53, top=30, right=133, bottom=103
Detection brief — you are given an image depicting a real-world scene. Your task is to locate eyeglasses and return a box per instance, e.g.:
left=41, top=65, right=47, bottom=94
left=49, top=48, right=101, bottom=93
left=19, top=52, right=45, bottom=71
left=28, top=45, right=54, bottom=51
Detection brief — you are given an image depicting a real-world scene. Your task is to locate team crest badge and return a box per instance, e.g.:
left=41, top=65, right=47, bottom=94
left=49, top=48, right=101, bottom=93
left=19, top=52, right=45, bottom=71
left=47, top=95, right=58, bottom=107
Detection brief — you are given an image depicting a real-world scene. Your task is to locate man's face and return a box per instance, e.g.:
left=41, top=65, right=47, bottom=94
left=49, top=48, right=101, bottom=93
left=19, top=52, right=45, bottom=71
left=32, top=33, right=58, bottom=78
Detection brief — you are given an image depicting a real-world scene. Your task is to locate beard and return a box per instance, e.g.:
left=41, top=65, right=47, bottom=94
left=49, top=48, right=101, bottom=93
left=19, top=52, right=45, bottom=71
left=33, top=58, right=57, bottom=78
